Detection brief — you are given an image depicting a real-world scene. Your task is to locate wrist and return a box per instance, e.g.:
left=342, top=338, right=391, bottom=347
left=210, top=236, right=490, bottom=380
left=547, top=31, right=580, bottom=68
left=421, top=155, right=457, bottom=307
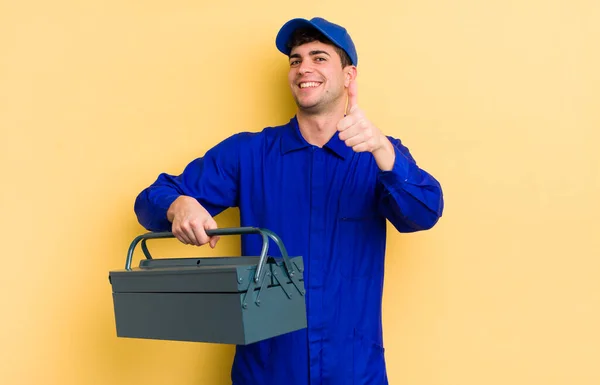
left=167, top=195, right=188, bottom=222
left=372, top=136, right=395, bottom=171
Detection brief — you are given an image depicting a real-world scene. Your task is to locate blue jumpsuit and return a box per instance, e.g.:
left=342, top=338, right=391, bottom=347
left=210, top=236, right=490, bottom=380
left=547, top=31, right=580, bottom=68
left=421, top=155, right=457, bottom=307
left=134, top=116, right=444, bottom=385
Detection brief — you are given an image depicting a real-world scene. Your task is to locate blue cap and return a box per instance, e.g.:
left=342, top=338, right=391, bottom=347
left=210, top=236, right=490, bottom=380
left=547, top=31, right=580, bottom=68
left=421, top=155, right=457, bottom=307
left=275, top=17, right=358, bottom=66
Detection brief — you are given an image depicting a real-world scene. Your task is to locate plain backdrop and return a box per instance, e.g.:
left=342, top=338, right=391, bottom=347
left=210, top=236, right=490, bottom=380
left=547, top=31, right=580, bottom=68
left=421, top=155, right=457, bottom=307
left=1, top=1, right=599, bottom=384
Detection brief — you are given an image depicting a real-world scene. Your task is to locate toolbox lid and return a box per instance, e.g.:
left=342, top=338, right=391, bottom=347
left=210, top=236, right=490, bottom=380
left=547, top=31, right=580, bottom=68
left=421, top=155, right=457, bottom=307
left=109, top=255, right=304, bottom=294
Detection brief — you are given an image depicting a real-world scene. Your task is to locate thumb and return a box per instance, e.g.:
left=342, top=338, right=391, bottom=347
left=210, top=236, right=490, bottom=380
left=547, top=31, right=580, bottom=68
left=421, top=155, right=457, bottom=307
left=209, top=235, right=220, bottom=249
left=205, top=219, right=220, bottom=248
left=346, top=80, right=358, bottom=115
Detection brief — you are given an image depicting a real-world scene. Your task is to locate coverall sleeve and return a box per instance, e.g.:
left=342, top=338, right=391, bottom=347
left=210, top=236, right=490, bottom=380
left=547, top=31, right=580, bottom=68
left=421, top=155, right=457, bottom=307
left=134, top=133, right=245, bottom=232
left=376, top=137, right=444, bottom=232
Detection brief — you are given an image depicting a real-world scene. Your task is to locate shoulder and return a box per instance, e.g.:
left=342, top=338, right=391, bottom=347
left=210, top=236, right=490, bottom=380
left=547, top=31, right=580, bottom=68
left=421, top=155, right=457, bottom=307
left=385, top=135, right=404, bottom=148
left=209, top=120, right=292, bottom=153
left=386, top=135, right=416, bottom=163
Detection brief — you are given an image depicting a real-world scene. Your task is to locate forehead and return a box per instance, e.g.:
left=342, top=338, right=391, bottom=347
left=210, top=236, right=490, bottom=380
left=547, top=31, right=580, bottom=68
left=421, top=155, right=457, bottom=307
left=289, top=41, right=340, bottom=58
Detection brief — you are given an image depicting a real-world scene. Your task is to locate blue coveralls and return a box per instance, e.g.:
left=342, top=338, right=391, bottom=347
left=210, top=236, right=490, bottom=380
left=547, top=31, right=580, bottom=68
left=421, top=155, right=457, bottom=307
left=134, top=116, right=444, bottom=385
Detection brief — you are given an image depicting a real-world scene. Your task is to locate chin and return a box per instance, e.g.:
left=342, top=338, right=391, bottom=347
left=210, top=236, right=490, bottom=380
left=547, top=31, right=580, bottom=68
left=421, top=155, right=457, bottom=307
left=299, top=105, right=326, bottom=116
left=296, top=99, right=319, bottom=109
left=294, top=97, right=318, bottom=110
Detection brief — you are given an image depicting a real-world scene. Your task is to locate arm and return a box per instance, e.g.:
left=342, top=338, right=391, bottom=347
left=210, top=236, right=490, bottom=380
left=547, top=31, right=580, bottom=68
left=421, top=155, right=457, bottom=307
left=134, top=133, right=245, bottom=242
left=337, top=81, right=443, bottom=232
left=375, top=137, right=444, bottom=232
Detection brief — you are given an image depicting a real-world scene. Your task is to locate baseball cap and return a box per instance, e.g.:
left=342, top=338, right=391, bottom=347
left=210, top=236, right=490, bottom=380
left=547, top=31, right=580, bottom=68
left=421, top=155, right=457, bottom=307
left=275, top=17, right=358, bottom=66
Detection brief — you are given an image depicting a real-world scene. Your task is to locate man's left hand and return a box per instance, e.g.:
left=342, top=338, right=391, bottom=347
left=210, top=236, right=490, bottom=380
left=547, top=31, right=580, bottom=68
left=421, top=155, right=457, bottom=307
left=337, top=81, right=396, bottom=171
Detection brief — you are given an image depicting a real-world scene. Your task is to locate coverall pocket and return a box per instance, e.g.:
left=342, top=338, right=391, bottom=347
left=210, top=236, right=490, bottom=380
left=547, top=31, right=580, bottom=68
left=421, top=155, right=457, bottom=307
left=352, top=329, right=387, bottom=385
left=338, top=204, right=381, bottom=278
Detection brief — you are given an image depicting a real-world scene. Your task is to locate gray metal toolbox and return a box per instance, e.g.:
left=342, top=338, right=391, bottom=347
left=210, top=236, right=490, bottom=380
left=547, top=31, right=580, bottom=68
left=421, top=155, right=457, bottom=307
left=109, top=227, right=306, bottom=345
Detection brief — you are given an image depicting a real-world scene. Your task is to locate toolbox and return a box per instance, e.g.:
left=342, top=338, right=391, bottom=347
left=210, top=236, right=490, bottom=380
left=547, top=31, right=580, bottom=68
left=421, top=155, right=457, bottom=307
left=109, top=227, right=306, bottom=345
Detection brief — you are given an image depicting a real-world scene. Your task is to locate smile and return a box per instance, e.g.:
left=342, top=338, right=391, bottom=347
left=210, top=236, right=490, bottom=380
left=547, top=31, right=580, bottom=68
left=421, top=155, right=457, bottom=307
left=299, top=82, right=322, bottom=89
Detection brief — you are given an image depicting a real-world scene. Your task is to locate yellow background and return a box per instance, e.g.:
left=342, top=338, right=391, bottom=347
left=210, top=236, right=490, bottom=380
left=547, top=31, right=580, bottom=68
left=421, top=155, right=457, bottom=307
left=1, top=0, right=599, bottom=384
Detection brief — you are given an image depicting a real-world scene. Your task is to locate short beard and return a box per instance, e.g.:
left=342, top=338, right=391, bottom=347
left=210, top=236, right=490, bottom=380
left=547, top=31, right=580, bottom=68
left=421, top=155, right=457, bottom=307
left=295, top=99, right=326, bottom=115
left=293, top=91, right=342, bottom=116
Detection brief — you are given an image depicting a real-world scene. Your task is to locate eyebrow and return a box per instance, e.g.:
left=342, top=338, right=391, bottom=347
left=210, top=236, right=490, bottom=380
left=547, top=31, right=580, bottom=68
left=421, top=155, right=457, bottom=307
left=289, top=50, right=332, bottom=60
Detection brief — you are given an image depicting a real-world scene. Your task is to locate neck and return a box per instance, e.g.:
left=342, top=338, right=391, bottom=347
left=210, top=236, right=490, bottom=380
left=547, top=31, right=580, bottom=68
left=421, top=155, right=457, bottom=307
left=296, top=105, right=346, bottom=147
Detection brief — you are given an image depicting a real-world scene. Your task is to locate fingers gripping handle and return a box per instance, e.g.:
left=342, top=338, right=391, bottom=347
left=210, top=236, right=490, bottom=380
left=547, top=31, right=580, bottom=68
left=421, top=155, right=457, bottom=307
left=125, top=227, right=294, bottom=283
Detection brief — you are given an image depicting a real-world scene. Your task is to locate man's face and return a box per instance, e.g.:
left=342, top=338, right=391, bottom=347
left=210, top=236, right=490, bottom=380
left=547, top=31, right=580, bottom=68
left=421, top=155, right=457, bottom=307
left=288, top=41, right=351, bottom=114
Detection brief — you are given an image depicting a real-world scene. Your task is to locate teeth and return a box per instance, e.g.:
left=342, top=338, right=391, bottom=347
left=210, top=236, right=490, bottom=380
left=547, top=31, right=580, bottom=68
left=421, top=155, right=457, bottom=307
left=300, top=82, right=320, bottom=88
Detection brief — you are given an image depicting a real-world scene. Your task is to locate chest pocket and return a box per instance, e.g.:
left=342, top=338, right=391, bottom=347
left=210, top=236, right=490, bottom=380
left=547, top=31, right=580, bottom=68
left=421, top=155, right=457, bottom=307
left=333, top=153, right=386, bottom=279
left=339, top=202, right=378, bottom=221
left=336, top=197, right=384, bottom=279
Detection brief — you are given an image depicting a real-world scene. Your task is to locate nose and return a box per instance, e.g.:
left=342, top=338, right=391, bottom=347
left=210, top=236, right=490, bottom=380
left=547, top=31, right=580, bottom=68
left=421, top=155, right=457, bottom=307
left=298, top=62, right=313, bottom=76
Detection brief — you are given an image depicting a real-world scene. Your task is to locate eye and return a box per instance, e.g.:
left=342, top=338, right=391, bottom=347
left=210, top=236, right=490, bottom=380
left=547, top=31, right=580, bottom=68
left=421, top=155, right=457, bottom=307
left=290, top=60, right=301, bottom=67
left=315, top=57, right=327, bottom=62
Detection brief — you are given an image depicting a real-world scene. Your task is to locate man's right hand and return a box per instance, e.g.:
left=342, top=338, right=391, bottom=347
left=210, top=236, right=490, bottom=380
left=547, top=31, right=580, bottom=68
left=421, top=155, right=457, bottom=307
left=166, top=196, right=220, bottom=248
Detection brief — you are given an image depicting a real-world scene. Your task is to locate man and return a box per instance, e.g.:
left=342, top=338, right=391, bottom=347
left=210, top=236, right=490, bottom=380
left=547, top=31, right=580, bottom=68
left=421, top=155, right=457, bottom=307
left=134, top=17, right=444, bottom=385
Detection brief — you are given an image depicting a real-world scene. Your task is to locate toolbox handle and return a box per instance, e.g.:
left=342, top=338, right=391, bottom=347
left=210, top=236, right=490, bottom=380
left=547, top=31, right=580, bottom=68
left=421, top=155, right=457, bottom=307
left=125, top=227, right=296, bottom=283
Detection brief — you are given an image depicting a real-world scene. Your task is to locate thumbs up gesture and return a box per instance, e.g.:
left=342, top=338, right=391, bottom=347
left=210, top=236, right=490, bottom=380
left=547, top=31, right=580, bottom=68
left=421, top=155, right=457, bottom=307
left=337, top=81, right=396, bottom=170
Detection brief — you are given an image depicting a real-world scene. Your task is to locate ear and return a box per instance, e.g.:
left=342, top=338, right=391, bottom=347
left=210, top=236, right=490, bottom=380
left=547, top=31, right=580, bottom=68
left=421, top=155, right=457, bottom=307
left=344, top=66, right=358, bottom=87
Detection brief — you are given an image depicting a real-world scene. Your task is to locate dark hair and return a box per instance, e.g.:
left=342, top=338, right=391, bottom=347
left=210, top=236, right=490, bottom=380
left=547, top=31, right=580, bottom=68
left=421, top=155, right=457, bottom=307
left=286, top=28, right=352, bottom=68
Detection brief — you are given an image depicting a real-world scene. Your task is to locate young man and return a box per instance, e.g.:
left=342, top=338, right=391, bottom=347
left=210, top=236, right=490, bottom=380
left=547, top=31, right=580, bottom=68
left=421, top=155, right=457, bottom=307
left=134, top=17, right=444, bottom=385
